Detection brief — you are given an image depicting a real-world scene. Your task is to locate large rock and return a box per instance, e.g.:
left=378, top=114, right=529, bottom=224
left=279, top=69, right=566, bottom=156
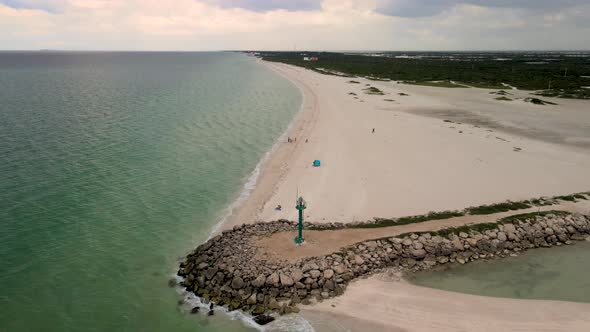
left=231, top=276, right=245, bottom=289
left=353, top=255, right=365, bottom=265
left=204, top=267, right=218, bottom=280
left=266, top=272, right=280, bottom=286
left=247, top=293, right=258, bottom=305
left=333, top=265, right=347, bottom=274
left=309, top=270, right=321, bottom=279
left=280, top=272, right=294, bottom=287
left=253, top=315, right=275, bottom=325
left=268, top=298, right=280, bottom=310
left=503, top=223, right=516, bottom=234
left=364, top=241, right=378, bottom=249
left=290, top=269, right=303, bottom=283
left=451, top=237, right=463, bottom=251
left=252, top=274, right=266, bottom=288
left=324, top=280, right=335, bottom=290
left=497, top=232, right=507, bottom=242
left=411, top=249, right=427, bottom=259
left=302, top=262, right=319, bottom=272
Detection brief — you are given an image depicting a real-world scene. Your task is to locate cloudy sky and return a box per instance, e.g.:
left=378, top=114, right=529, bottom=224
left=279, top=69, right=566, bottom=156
left=1, top=0, right=589, bottom=50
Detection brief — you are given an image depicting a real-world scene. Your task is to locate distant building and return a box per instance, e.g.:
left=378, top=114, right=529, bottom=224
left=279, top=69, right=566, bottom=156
left=303, top=56, right=319, bottom=62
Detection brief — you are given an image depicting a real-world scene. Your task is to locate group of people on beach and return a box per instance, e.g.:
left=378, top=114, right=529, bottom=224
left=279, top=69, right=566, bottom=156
left=287, top=137, right=309, bottom=143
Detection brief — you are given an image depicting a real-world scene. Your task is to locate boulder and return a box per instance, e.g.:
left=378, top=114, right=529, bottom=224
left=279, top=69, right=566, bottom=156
left=268, top=298, right=280, bottom=310
left=353, top=255, right=365, bottom=265
left=266, top=272, right=280, bottom=286
left=411, top=249, right=427, bottom=259
left=231, top=276, right=245, bottom=289
left=204, top=267, right=218, bottom=280
left=364, top=241, right=378, bottom=248
left=253, top=315, right=275, bottom=325
left=504, top=223, right=516, bottom=234
left=324, top=280, right=335, bottom=290
left=247, top=293, right=258, bottom=305
left=290, top=269, right=303, bottom=283
left=309, top=270, right=321, bottom=279
left=280, top=273, right=294, bottom=287
left=451, top=238, right=463, bottom=251
left=334, top=265, right=347, bottom=274
left=323, top=269, right=335, bottom=280
left=252, top=274, right=266, bottom=288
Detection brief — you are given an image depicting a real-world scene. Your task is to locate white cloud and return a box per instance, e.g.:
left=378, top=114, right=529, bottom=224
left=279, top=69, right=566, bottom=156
left=0, top=0, right=588, bottom=50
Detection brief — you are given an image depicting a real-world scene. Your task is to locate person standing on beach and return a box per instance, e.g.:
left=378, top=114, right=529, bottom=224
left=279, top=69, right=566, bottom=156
left=372, top=128, right=375, bottom=133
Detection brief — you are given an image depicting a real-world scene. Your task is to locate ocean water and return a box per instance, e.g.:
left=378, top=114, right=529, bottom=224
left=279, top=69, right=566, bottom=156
left=0, top=52, right=302, bottom=331
left=410, top=241, right=590, bottom=303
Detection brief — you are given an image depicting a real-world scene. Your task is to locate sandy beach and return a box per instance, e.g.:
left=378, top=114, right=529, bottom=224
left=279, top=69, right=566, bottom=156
left=227, top=60, right=590, bottom=227
left=223, top=60, right=590, bottom=331
left=301, top=272, right=590, bottom=332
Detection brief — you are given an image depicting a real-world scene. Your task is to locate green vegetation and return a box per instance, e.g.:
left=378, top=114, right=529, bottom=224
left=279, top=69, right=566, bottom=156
left=498, top=210, right=571, bottom=224
left=311, top=191, right=588, bottom=231
left=350, top=210, right=465, bottom=229
left=435, top=223, right=499, bottom=237
left=258, top=51, right=590, bottom=99
left=554, top=193, right=588, bottom=202
left=383, top=99, right=395, bottom=102
left=464, top=82, right=507, bottom=89
left=347, top=80, right=361, bottom=84
left=393, top=210, right=573, bottom=240
left=363, top=86, right=385, bottom=95
left=466, top=201, right=531, bottom=215
left=398, top=92, right=409, bottom=96
left=405, top=81, right=467, bottom=88
left=534, top=88, right=590, bottom=99
left=490, top=90, right=512, bottom=96
left=524, top=97, right=557, bottom=105
left=495, top=96, right=513, bottom=101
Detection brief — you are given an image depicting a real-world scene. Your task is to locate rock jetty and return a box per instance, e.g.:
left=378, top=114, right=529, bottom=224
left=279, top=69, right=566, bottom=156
left=178, top=213, right=590, bottom=316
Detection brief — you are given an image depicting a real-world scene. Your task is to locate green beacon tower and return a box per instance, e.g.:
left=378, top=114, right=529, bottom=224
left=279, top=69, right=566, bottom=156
left=294, top=196, right=306, bottom=245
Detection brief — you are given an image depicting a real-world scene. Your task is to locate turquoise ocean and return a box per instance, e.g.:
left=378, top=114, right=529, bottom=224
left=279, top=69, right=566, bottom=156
left=2, top=51, right=589, bottom=332
left=0, top=52, right=301, bottom=331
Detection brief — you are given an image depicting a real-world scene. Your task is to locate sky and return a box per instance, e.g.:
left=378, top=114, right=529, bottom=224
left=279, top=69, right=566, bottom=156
left=1, top=0, right=589, bottom=51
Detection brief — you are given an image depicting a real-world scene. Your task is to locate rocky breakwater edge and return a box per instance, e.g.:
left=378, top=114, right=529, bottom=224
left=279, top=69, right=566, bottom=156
left=177, top=212, right=590, bottom=324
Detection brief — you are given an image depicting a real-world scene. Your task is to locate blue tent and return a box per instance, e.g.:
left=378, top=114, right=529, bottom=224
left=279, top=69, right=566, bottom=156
left=313, top=160, right=321, bottom=167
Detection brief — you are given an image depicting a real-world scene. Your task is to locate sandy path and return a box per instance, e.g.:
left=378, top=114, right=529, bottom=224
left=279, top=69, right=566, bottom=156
left=256, top=200, right=590, bottom=262
left=228, top=61, right=590, bottom=227
left=301, top=273, right=590, bottom=332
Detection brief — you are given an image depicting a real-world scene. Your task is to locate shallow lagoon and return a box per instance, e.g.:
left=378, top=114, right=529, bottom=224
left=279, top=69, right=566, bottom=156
left=410, top=241, right=590, bottom=303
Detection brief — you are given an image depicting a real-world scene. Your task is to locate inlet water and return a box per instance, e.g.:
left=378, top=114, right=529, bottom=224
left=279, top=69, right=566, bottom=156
left=0, top=52, right=301, bottom=331
left=410, top=241, right=590, bottom=303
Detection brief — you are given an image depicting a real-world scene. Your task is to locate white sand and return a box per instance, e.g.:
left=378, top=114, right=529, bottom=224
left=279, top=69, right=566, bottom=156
left=224, top=61, right=590, bottom=332
left=227, top=61, right=590, bottom=226
left=301, top=273, right=590, bottom=332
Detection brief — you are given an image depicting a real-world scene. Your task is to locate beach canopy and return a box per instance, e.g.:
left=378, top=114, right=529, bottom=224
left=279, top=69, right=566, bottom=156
left=313, top=160, right=321, bottom=167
